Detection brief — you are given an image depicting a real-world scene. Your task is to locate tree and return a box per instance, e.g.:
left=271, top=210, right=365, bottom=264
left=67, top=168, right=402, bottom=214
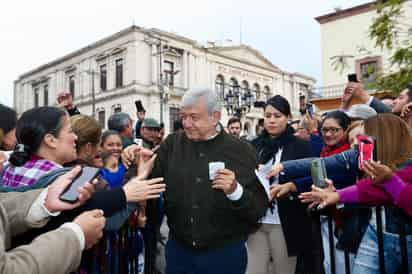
left=369, top=0, right=412, bottom=94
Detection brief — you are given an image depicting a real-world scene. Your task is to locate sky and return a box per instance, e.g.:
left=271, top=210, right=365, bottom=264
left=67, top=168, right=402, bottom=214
left=0, top=0, right=371, bottom=107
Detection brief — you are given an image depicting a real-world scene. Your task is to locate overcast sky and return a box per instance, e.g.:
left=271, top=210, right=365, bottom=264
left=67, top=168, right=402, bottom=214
left=0, top=0, right=370, bottom=107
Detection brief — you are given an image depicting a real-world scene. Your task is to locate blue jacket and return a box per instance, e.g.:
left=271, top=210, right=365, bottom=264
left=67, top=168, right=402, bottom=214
left=370, top=96, right=391, bottom=113
left=280, top=149, right=371, bottom=253
left=280, top=148, right=359, bottom=192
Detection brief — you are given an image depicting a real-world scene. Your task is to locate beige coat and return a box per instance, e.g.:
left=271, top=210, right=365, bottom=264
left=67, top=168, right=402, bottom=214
left=0, top=189, right=82, bottom=274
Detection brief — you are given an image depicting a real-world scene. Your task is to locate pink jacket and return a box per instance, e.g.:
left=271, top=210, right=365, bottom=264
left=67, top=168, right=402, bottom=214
left=338, top=165, right=412, bottom=217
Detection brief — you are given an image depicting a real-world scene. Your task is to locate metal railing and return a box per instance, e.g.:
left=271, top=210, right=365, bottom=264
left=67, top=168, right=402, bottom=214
left=309, top=84, right=377, bottom=100
left=325, top=206, right=410, bottom=274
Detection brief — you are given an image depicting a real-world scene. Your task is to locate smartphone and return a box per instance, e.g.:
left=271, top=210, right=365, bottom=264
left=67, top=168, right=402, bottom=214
left=134, top=138, right=143, bottom=146
left=348, top=73, right=358, bottom=83
left=135, top=100, right=145, bottom=112
left=357, top=135, right=376, bottom=170
left=306, top=103, right=314, bottom=118
left=60, top=167, right=100, bottom=203
left=311, top=158, right=327, bottom=188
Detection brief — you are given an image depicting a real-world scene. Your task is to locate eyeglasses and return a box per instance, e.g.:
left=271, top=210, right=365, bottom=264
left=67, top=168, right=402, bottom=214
left=321, top=127, right=343, bottom=134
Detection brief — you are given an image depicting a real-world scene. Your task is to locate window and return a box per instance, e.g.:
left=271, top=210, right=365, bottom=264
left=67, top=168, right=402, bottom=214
left=360, top=61, right=378, bottom=87
left=69, top=76, right=75, bottom=98
left=264, top=86, right=271, bottom=100
left=100, top=64, right=107, bottom=91
left=43, top=85, right=49, bottom=106
left=241, top=80, right=249, bottom=93
left=34, top=88, right=39, bottom=107
left=115, top=59, right=123, bottom=88
left=356, top=56, right=381, bottom=89
left=169, top=107, right=180, bottom=132
left=229, top=78, right=239, bottom=93
left=215, top=75, right=225, bottom=99
left=253, top=83, right=261, bottom=100
left=164, top=61, right=175, bottom=87
left=98, top=109, right=106, bottom=128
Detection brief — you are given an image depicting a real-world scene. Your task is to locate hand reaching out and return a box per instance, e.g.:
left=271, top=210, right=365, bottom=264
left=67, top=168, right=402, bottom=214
left=270, top=182, right=296, bottom=201
left=299, top=179, right=339, bottom=209
left=266, top=163, right=284, bottom=179
left=73, top=209, right=106, bottom=249
left=44, top=166, right=96, bottom=213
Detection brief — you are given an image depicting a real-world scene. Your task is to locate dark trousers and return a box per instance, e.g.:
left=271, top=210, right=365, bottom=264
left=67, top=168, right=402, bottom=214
left=165, top=238, right=247, bottom=274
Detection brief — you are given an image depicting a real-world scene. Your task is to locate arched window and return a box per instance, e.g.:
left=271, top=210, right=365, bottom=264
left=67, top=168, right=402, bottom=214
left=241, top=80, right=249, bottom=93
left=253, top=83, right=261, bottom=100
left=215, top=75, right=225, bottom=99
left=229, top=78, right=239, bottom=93
left=264, top=85, right=271, bottom=100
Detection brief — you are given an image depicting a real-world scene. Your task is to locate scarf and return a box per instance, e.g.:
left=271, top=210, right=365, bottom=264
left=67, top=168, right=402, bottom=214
left=320, top=139, right=351, bottom=158
left=252, top=125, right=295, bottom=164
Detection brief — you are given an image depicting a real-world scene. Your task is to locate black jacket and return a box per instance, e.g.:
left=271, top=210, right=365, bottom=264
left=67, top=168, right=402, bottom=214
left=151, top=129, right=268, bottom=251
left=252, top=127, right=314, bottom=256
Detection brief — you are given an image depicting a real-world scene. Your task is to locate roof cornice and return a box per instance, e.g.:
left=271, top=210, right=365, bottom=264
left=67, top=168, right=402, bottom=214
left=17, top=26, right=141, bottom=80
left=315, top=1, right=376, bottom=24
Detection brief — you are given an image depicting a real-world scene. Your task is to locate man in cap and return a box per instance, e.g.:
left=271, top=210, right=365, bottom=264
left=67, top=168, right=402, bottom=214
left=138, top=118, right=162, bottom=149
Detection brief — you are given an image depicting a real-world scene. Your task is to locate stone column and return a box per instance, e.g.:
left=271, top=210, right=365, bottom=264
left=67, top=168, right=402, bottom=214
left=182, top=50, right=188, bottom=89
left=151, top=44, right=158, bottom=85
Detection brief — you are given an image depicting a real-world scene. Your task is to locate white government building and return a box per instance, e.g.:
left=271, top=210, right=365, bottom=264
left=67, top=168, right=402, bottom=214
left=14, top=25, right=315, bottom=135
left=315, top=0, right=412, bottom=95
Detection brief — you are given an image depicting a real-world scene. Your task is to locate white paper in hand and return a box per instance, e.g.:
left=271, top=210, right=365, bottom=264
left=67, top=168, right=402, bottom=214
left=209, top=162, right=225, bottom=180
left=255, top=159, right=273, bottom=199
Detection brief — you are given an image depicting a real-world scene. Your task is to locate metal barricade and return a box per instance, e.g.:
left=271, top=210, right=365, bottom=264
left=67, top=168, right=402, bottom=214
left=325, top=206, right=410, bottom=274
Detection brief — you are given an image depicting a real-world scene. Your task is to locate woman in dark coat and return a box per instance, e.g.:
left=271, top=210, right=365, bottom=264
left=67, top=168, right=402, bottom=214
left=247, top=95, right=320, bottom=274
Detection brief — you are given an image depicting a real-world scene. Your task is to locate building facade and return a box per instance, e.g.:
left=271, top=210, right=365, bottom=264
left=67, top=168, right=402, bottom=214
left=14, top=26, right=315, bottom=135
left=312, top=0, right=412, bottom=111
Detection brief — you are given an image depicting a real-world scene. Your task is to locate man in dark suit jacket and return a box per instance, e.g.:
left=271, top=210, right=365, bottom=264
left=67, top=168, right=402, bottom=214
left=341, top=82, right=391, bottom=113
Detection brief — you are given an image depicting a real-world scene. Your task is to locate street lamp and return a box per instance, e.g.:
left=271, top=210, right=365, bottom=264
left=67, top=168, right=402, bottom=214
left=83, top=69, right=99, bottom=118
left=224, top=86, right=255, bottom=117
left=145, top=33, right=181, bottom=124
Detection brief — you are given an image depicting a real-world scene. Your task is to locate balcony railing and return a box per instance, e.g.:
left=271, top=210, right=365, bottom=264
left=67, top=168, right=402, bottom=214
left=309, top=84, right=377, bottom=100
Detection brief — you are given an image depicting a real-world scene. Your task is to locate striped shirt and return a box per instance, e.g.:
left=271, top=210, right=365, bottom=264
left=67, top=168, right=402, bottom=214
left=1, top=155, right=60, bottom=188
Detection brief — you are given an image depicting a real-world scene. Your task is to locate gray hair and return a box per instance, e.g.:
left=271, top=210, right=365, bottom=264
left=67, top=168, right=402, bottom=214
left=181, top=87, right=221, bottom=115
left=108, top=112, right=131, bottom=133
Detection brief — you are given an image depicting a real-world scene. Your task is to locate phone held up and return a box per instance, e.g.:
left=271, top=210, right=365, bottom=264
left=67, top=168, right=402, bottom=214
left=348, top=73, right=358, bottom=83
left=357, top=135, right=376, bottom=170
left=311, top=158, right=328, bottom=188
left=306, top=103, right=314, bottom=118
left=60, top=166, right=100, bottom=203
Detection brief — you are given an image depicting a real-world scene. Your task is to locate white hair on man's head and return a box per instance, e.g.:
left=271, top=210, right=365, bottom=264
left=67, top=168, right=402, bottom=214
left=181, top=87, right=221, bottom=115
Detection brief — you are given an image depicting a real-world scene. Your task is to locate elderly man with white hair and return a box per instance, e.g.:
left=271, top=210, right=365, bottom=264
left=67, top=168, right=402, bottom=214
left=148, top=87, right=268, bottom=274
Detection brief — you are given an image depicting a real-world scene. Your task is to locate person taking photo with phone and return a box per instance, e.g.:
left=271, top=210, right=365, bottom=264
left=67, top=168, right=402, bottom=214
left=300, top=113, right=412, bottom=274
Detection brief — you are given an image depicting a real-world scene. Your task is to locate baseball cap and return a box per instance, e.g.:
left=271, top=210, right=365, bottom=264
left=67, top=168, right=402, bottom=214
left=142, top=118, right=161, bottom=129
left=346, top=104, right=377, bottom=120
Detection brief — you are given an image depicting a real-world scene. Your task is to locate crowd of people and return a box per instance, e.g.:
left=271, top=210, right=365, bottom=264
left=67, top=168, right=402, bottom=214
left=0, top=82, right=411, bottom=274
